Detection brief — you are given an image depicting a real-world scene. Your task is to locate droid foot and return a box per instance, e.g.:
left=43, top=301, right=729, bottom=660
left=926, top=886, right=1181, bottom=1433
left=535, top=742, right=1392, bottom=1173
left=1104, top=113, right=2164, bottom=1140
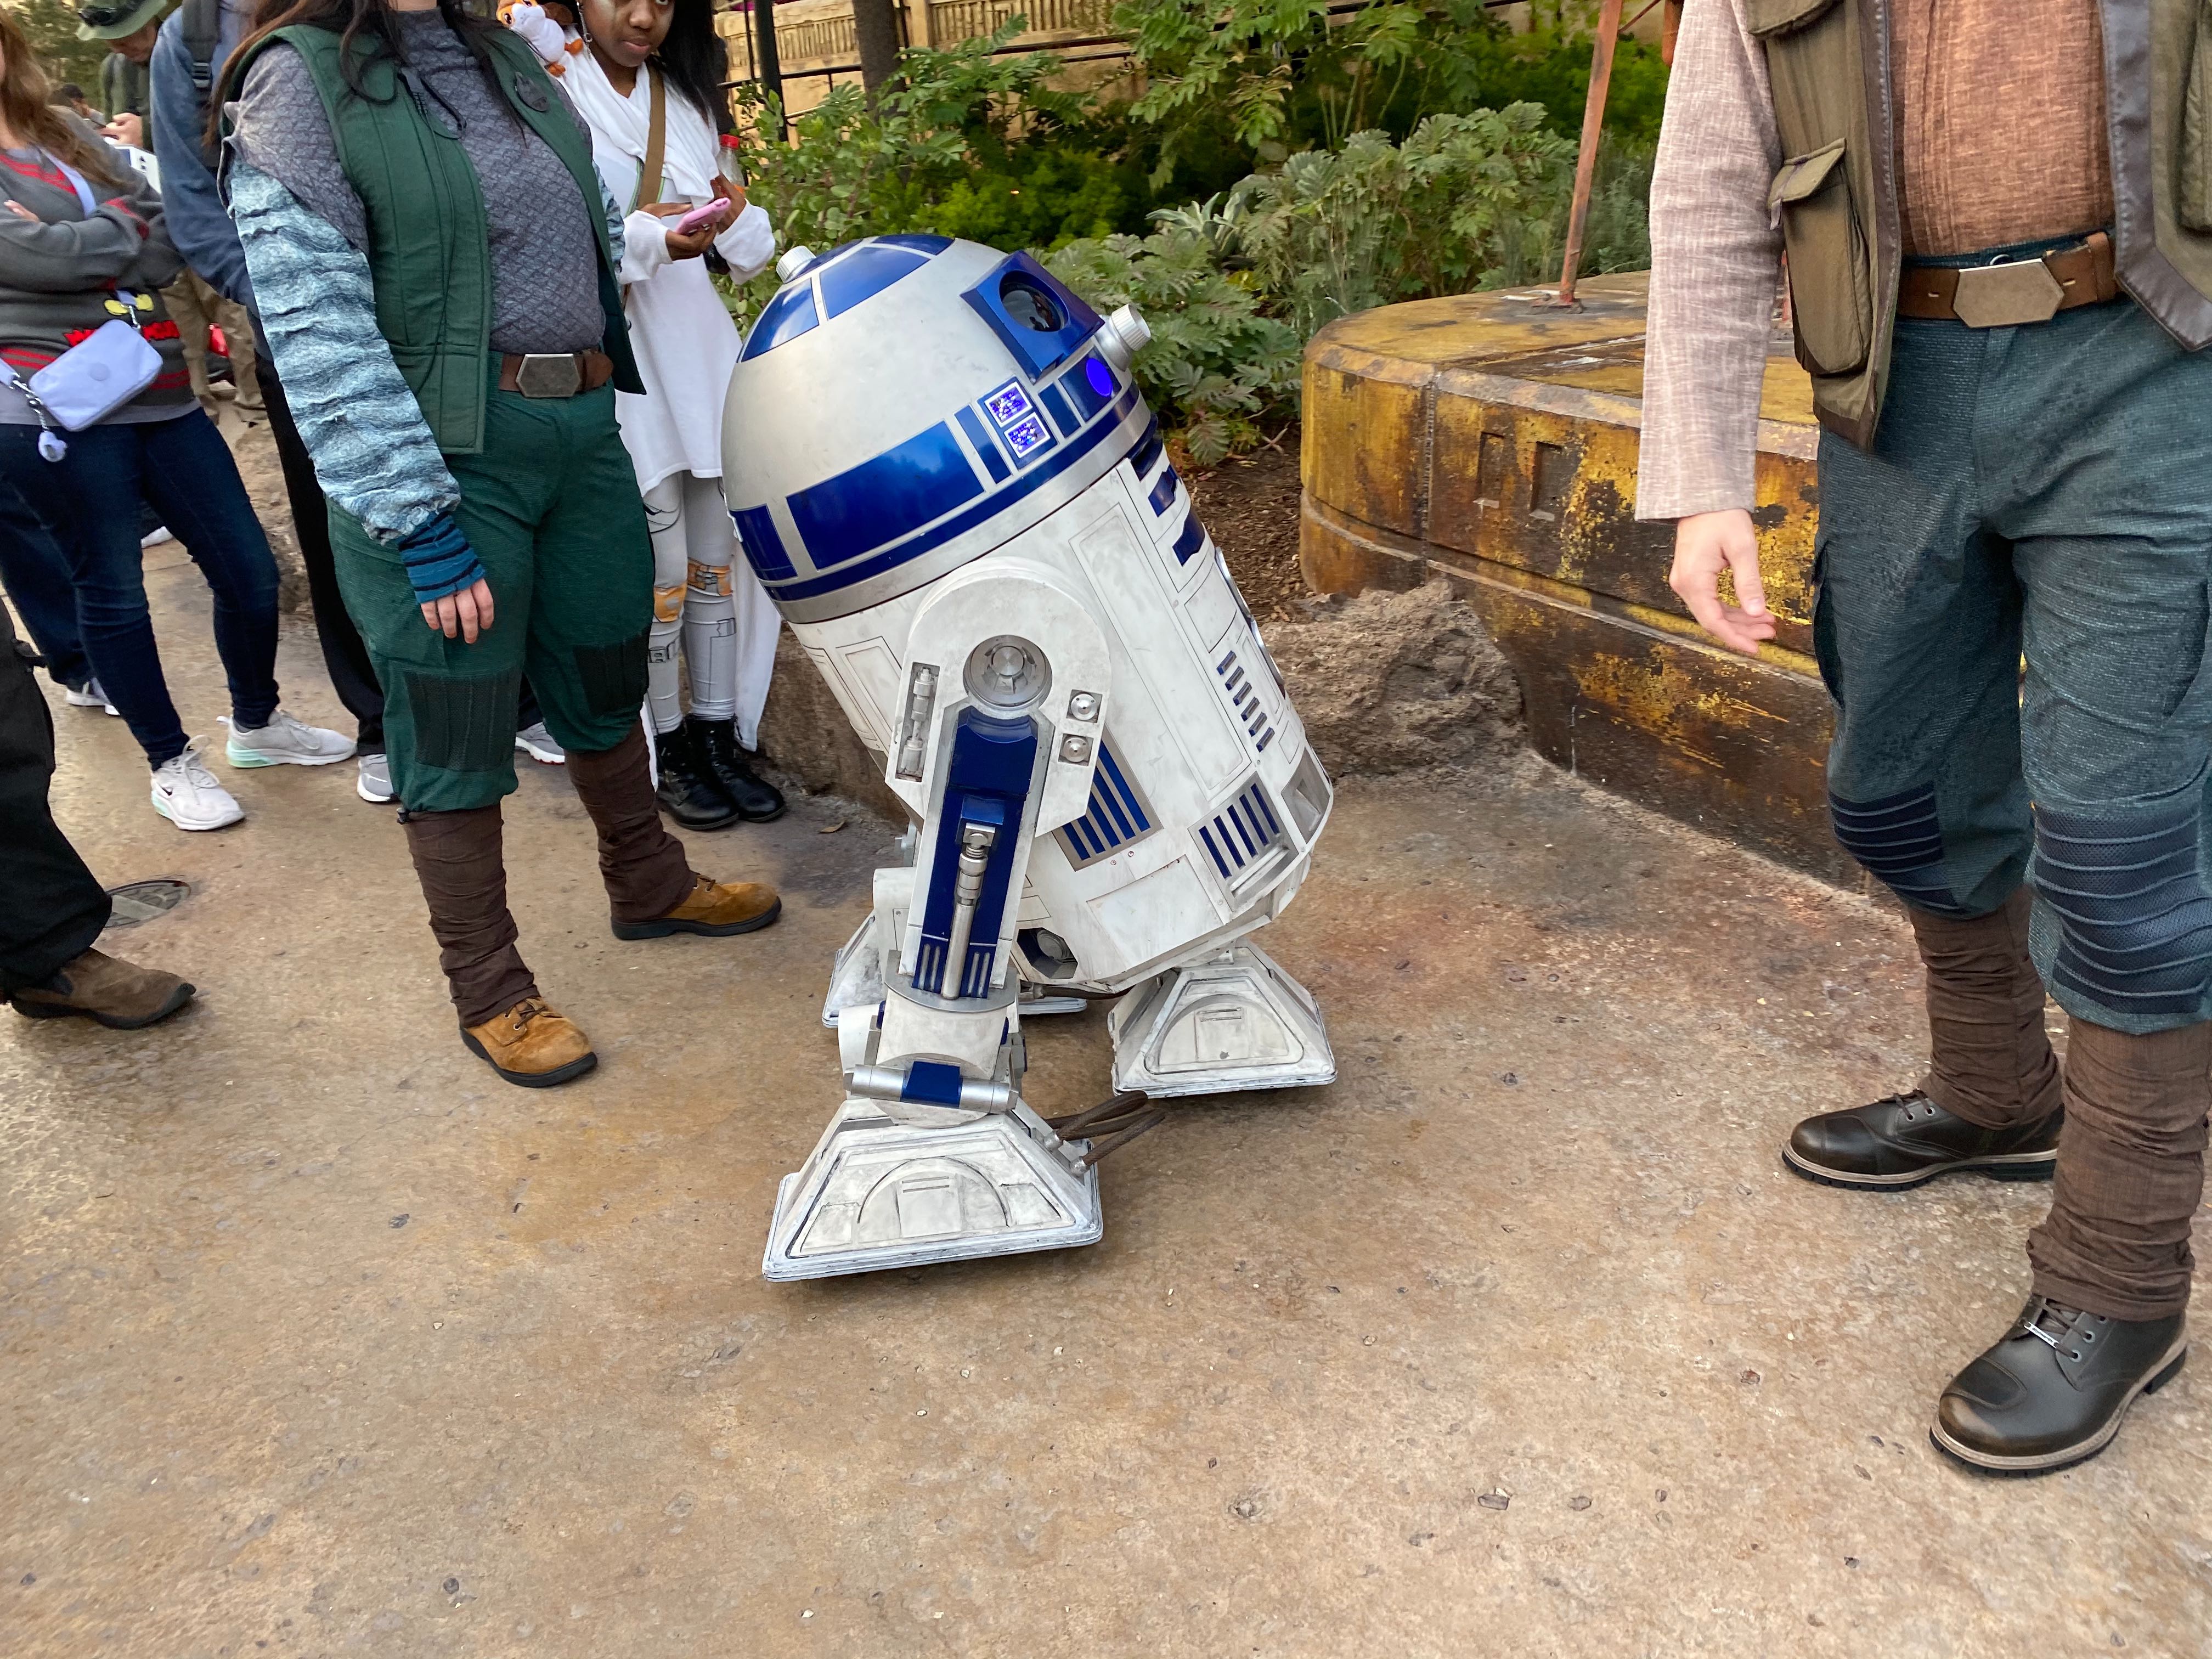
left=763, top=1098, right=1102, bottom=1280
left=1108, top=940, right=1335, bottom=1099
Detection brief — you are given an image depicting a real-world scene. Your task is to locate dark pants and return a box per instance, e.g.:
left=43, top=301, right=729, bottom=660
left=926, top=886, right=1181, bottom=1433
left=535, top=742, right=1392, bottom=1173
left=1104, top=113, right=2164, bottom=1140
left=1816, top=256, right=2212, bottom=1319
left=0, top=481, right=90, bottom=691
left=0, top=411, right=280, bottom=769
left=329, top=375, right=653, bottom=812
left=0, top=614, right=109, bottom=992
left=260, top=362, right=387, bottom=753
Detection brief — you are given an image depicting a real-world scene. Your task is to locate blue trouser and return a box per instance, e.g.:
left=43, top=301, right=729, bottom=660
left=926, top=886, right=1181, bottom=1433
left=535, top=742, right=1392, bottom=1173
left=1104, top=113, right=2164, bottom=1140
left=0, top=478, right=89, bottom=691
left=1816, top=263, right=2212, bottom=1038
left=0, top=411, right=281, bottom=768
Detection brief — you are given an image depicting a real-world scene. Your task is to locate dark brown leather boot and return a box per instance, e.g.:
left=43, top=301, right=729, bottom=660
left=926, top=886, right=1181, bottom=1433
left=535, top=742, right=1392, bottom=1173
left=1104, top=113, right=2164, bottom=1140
left=9, top=947, right=194, bottom=1029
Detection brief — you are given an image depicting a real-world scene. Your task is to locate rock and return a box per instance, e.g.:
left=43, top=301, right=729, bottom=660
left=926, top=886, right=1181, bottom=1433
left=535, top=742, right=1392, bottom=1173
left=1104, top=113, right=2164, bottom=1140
left=1262, top=579, right=1523, bottom=776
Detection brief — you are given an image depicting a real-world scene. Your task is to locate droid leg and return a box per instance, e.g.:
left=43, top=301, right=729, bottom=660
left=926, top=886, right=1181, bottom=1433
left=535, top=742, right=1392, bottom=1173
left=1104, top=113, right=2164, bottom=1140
left=766, top=569, right=1117, bottom=1279
left=1108, top=940, right=1336, bottom=1098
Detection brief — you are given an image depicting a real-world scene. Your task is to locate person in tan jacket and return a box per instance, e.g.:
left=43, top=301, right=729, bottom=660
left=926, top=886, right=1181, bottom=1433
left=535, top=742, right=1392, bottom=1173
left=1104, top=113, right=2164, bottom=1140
left=1641, top=0, right=2212, bottom=1472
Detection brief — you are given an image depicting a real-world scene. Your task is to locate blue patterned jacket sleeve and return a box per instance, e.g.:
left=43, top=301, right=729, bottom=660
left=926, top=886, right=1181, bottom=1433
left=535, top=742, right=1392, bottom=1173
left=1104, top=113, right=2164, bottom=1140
left=227, top=161, right=459, bottom=543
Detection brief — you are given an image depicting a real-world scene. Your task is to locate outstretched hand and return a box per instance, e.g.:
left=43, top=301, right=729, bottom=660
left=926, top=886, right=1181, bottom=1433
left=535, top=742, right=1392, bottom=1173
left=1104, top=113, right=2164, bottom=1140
left=1669, top=508, right=1775, bottom=657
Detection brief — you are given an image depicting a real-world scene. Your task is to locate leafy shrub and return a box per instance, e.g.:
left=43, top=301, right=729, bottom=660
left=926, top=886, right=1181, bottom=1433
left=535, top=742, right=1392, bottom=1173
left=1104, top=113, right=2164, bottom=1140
left=1045, top=230, right=1302, bottom=465
left=1231, top=106, right=1575, bottom=336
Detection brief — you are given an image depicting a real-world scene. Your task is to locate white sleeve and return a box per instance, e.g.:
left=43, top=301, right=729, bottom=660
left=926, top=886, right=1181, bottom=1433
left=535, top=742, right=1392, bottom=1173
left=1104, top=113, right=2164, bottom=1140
left=714, top=202, right=775, bottom=281
left=619, top=207, right=672, bottom=287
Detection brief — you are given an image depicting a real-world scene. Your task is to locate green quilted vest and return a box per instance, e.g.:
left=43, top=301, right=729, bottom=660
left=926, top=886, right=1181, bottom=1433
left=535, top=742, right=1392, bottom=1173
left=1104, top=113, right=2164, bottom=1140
left=228, top=22, right=642, bottom=455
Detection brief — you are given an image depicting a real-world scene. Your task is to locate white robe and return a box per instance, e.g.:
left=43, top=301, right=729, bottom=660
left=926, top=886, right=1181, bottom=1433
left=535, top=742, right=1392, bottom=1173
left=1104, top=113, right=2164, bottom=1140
left=562, top=46, right=776, bottom=493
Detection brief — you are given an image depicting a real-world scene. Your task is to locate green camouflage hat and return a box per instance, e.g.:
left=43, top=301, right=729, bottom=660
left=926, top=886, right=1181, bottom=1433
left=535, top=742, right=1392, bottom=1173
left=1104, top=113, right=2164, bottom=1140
left=76, top=0, right=170, bottom=42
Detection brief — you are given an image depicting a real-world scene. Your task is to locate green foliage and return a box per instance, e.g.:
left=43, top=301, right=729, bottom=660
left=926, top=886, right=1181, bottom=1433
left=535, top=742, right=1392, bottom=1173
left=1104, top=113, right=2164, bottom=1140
left=1230, top=106, right=1575, bottom=336
left=1045, top=230, right=1302, bottom=465
left=1112, top=0, right=1666, bottom=190
left=720, top=5, right=1660, bottom=456
left=13, top=0, right=117, bottom=95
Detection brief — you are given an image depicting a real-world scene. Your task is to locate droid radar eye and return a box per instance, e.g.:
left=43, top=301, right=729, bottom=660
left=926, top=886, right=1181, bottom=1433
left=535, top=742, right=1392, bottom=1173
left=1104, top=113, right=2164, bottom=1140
left=999, top=275, right=1064, bottom=334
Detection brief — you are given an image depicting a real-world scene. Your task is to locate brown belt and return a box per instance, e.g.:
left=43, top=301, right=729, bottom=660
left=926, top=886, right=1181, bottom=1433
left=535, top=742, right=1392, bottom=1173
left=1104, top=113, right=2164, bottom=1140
left=496, top=349, right=614, bottom=398
left=1895, top=231, right=2119, bottom=328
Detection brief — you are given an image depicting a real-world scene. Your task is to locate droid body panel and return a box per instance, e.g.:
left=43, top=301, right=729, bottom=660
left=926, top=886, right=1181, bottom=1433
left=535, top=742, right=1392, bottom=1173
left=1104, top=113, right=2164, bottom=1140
left=723, top=235, right=1335, bottom=1279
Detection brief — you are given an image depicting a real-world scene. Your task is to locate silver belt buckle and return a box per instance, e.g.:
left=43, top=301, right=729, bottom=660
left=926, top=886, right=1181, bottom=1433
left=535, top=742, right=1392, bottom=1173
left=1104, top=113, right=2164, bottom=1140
left=1950, top=255, right=2065, bottom=329
left=515, top=352, right=583, bottom=398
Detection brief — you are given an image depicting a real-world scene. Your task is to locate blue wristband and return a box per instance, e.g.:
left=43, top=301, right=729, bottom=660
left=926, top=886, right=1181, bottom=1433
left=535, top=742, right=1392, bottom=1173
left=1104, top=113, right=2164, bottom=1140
left=396, top=512, right=486, bottom=605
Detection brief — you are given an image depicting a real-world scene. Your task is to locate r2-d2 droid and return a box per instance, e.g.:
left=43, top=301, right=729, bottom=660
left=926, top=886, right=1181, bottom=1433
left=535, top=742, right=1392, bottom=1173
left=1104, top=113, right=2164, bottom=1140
left=722, top=235, right=1336, bottom=1279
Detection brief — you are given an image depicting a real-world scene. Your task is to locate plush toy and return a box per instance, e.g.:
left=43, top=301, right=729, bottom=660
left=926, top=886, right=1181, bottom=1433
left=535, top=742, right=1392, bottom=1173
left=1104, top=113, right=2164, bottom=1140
left=497, top=1, right=585, bottom=75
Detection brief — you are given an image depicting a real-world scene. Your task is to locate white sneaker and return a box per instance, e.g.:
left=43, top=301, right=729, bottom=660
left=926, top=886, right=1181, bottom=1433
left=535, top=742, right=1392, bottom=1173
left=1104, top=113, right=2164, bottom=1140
left=357, top=751, right=394, bottom=804
left=150, top=744, right=244, bottom=831
left=65, top=677, right=120, bottom=715
left=140, top=525, right=173, bottom=549
left=516, top=721, right=566, bottom=765
left=224, top=708, right=357, bottom=768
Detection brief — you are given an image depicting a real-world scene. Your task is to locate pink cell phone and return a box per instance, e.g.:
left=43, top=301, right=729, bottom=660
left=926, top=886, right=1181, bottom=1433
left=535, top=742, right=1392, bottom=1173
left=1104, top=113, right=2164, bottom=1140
left=672, top=201, right=724, bottom=237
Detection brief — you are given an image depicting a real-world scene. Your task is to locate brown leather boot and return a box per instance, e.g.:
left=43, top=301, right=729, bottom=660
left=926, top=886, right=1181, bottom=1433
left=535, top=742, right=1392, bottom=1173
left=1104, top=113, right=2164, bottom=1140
left=461, top=997, right=597, bottom=1088
left=611, top=873, right=783, bottom=941
left=9, top=948, right=195, bottom=1029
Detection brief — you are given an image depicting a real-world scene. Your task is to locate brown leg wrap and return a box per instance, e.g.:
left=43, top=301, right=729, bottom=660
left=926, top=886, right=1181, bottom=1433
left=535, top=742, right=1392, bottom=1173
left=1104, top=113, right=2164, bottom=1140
left=2028, top=1017, right=2211, bottom=1321
left=401, top=804, right=539, bottom=1029
left=1910, top=888, right=2062, bottom=1131
left=565, top=724, right=695, bottom=926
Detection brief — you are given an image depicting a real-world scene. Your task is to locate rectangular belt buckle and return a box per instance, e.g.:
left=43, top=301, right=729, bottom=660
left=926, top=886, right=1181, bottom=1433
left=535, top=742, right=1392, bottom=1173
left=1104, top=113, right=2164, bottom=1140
left=1950, top=258, right=2066, bottom=329
left=515, top=353, right=583, bottom=398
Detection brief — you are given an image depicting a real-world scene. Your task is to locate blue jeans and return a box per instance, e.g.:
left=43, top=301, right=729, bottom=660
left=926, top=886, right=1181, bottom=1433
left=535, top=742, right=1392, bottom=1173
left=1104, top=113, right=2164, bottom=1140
left=1815, top=263, right=2212, bottom=1036
left=0, top=411, right=280, bottom=767
left=0, top=478, right=89, bottom=691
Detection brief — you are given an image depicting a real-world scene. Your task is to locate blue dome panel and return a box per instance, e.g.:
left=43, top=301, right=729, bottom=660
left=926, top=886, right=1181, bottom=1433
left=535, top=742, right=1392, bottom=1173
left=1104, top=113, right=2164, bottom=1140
left=818, top=242, right=930, bottom=320
left=742, top=282, right=820, bottom=360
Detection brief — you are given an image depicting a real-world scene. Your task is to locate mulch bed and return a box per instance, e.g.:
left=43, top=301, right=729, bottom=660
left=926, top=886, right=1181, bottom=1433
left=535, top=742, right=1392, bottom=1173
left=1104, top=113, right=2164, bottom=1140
left=1182, top=426, right=1308, bottom=622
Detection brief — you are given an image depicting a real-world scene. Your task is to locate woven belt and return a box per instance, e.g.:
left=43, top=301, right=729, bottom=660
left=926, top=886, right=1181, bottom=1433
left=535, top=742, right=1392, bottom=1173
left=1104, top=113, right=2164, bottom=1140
left=496, top=350, right=614, bottom=398
left=1896, top=232, right=2119, bottom=328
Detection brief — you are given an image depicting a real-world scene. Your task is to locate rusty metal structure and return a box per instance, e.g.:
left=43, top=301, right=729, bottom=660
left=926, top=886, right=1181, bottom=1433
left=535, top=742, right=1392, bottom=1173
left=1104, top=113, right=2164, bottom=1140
left=1298, top=276, right=1839, bottom=881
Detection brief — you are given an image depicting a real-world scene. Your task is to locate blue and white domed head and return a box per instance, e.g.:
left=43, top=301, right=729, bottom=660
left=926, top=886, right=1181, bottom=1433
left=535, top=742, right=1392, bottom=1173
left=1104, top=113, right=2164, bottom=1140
left=720, top=235, right=1153, bottom=625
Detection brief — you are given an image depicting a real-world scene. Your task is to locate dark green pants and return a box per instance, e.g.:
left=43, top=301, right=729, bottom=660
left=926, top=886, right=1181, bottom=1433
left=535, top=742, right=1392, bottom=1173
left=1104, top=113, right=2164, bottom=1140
left=330, top=377, right=652, bottom=812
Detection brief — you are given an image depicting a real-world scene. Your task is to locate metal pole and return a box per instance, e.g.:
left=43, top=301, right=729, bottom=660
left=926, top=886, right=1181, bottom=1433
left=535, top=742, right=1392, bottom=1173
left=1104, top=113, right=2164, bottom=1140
left=753, top=0, right=785, bottom=140
left=1553, top=0, right=1624, bottom=308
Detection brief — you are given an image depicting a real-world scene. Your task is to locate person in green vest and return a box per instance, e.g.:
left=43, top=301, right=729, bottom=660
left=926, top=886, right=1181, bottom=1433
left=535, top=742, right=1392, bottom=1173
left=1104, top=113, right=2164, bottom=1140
left=221, top=0, right=783, bottom=1088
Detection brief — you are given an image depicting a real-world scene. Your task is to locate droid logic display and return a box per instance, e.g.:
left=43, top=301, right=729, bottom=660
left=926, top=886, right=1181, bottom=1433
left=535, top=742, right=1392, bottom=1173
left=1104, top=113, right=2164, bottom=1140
left=723, top=235, right=1335, bottom=1279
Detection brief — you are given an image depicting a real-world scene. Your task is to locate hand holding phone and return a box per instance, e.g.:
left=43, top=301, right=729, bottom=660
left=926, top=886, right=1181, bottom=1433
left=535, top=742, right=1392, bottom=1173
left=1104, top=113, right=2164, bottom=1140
left=671, top=200, right=726, bottom=238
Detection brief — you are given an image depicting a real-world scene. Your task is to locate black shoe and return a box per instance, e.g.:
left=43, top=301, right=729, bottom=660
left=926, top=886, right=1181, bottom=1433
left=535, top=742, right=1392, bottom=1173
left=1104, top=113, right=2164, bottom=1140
left=1783, top=1090, right=2061, bottom=1189
left=1932, top=1296, right=2187, bottom=1473
left=692, top=718, right=787, bottom=822
left=652, top=722, right=742, bottom=830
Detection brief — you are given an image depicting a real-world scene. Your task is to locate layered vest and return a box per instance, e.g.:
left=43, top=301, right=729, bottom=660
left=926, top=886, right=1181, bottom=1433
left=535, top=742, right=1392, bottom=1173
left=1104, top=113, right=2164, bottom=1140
left=226, top=22, right=642, bottom=455
left=1755, top=0, right=2212, bottom=445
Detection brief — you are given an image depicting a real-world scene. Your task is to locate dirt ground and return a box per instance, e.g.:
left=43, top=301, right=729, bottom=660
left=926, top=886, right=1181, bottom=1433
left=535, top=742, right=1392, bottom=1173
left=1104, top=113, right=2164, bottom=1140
left=5, top=515, right=2212, bottom=1657
left=1185, top=432, right=1307, bottom=622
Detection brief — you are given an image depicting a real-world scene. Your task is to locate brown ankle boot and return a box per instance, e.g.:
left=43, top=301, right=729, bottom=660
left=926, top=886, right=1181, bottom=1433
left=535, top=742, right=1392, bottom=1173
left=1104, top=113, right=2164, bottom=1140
left=461, top=997, right=597, bottom=1088
left=9, top=947, right=195, bottom=1029
left=611, top=873, right=783, bottom=940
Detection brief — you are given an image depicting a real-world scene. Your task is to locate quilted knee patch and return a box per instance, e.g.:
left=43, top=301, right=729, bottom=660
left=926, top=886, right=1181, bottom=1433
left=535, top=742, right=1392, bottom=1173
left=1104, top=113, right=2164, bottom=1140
left=652, top=582, right=685, bottom=624
left=1830, top=783, right=1965, bottom=915
left=687, top=560, right=733, bottom=598
left=2036, top=798, right=2212, bottom=1018
left=573, top=631, right=649, bottom=718
left=404, top=668, right=521, bottom=775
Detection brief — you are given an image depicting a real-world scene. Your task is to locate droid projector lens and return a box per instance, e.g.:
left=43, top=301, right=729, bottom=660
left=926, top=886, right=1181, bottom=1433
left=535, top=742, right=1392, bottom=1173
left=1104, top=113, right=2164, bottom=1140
left=965, top=635, right=1051, bottom=710
left=1000, top=275, right=1065, bottom=334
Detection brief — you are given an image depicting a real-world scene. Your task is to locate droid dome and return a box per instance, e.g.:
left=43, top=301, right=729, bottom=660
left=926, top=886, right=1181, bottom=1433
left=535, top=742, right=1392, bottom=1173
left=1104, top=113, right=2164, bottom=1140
left=721, top=235, right=1153, bottom=625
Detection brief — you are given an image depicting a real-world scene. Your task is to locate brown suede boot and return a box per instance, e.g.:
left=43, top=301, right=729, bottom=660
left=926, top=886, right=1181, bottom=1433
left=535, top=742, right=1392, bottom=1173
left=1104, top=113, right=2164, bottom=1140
left=9, top=948, right=194, bottom=1029
left=461, top=997, right=597, bottom=1088
left=611, top=873, right=783, bottom=941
